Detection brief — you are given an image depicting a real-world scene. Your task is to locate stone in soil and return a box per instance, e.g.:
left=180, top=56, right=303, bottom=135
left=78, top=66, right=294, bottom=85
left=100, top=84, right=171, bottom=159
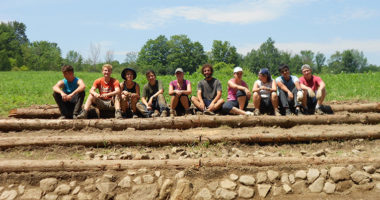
left=20, top=188, right=42, bottom=200
left=293, top=180, right=307, bottom=194
left=256, top=172, right=267, bottom=184
left=329, top=167, right=351, bottom=182
left=350, top=171, right=371, bottom=184
left=215, top=188, right=237, bottom=200
left=239, top=175, right=255, bottom=186
left=207, top=181, right=218, bottom=191
left=96, top=182, right=117, bottom=194
left=143, top=175, right=155, bottom=184
left=118, top=176, right=132, bottom=188
left=267, top=170, right=279, bottom=183
left=194, top=188, right=213, bottom=200
left=281, top=173, right=290, bottom=184
left=295, top=170, right=307, bottom=180
left=158, top=179, right=173, bottom=200
left=40, top=178, right=58, bottom=193
left=220, top=179, right=237, bottom=190
left=323, top=182, right=336, bottom=194
left=257, top=184, right=271, bottom=198
left=336, top=180, right=353, bottom=192
left=363, top=165, right=376, bottom=174
left=44, top=193, right=59, bottom=200
left=238, top=185, right=254, bottom=198
left=0, top=190, right=17, bottom=200
left=307, top=168, right=320, bottom=183
left=283, top=184, right=292, bottom=194
left=54, top=184, right=71, bottom=195
left=308, top=177, right=325, bottom=193
left=272, top=186, right=283, bottom=196
left=133, top=176, right=142, bottom=185
left=229, top=174, right=239, bottom=181
left=130, top=184, right=158, bottom=200
left=171, top=179, right=193, bottom=200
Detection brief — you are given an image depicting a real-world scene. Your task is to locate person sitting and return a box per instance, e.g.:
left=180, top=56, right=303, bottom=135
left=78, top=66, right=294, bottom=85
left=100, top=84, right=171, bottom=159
left=221, top=67, right=252, bottom=116
left=191, top=64, right=224, bottom=115
left=168, top=68, right=192, bottom=116
left=299, top=64, right=326, bottom=114
left=136, top=70, right=169, bottom=117
left=276, top=64, right=303, bottom=115
left=77, top=64, right=122, bottom=119
left=252, top=68, right=280, bottom=116
left=120, top=68, right=140, bottom=118
left=52, top=65, right=85, bottom=119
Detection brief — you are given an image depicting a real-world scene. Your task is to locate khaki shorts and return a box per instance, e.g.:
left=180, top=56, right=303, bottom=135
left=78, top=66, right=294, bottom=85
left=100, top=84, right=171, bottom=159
left=94, top=98, right=114, bottom=110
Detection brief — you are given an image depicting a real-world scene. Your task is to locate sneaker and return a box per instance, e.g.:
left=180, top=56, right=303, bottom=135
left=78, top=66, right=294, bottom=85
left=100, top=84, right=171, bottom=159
left=58, top=115, right=67, bottom=120
left=152, top=110, right=160, bottom=117
left=76, top=110, right=88, bottom=119
left=115, top=110, right=123, bottom=119
left=160, top=110, right=168, bottom=117
left=203, top=109, right=215, bottom=115
left=132, top=114, right=139, bottom=118
left=253, top=109, right=260, bottom=116
left=245, top=111, right=254, bottom=116
left=169, top=109, right=176, bottom=117
left=285, top=108, right=292, bottom=116
left=315, top=107, right=324, bottom=115
left=196, top=111, right=203, bottom=115
left=274, top=109, right=281, bottom=116
left=295, top=108, right=303, bottom=116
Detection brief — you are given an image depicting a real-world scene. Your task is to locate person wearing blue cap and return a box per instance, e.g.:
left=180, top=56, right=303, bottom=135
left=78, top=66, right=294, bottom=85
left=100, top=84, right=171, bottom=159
left=252, top=68, right=280, bottom=116
left=120, top=68, right=140, bottom=118
left=221, top=66, right=253, bottom=116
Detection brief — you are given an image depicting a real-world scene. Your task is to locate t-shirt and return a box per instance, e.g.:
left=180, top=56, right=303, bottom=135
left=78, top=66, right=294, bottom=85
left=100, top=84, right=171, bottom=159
left=254, top=80, right=273, bottom=98
left=227, top=78, right=248, bottom=101
left=92, top=77, right=120, bottom=100
left=197, top=78, right=222, bottom=101
left=169, top=79, right=190, bottom=90
left=142, top=80, right=163, bottom=100
left=299, top=75, right=322, bottom=92
left=276, top=75, right=299, bottom=91
left=63, top=77, right=78, bottom=94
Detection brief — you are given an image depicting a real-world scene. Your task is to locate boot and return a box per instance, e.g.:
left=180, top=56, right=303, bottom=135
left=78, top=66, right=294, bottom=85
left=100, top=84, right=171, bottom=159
left=76, top=110, right=88, bottom=119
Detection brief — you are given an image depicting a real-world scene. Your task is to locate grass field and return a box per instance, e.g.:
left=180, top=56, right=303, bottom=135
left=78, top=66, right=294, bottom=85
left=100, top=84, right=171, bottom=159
left=0, top=71, right=379, bottom=117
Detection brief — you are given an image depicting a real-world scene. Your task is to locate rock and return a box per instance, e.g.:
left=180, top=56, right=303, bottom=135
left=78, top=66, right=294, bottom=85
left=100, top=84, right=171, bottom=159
left=69, top=181, right=77, bottom=188
left=194, top=188, right=213, bottom=200
left=238, top=185, right=254, bottom=198
left=323, top=182, right=336, bottom=194
left=215, top=188, right=237, bottom=200
left=312, top=149, right=325, bottom=157
left=289, top=174, right=295, bottom=184
left=103, top=174, right=116, bottom=181
left=172, top=147, right=184, bottom=154
left=20, top=188, right=42, bottom=200
left=133, top=176, right=142, bottom=185
left=295, top=170, right=307, bottom=180
left=159, top=179, right=173, bottom=200
left=281, top=173, right=290, bottom=184
left=127, top=170, right=136, bottom=176
left=283, top=184, right=292, bottom=194
left=138, top=168, right=148, bottom=174
left=220, top=179, right=237, bottom=190
left=272, top=186, right=283, bottom=196
left=336, top=180, right=353, bottom=192
left=130, top=184, right=158, bottom=200
left=347, top=165, right=356, bottom=173
left=71, top=186, right=80, bottom=195
left=351, top=171, right=371, bottom=184
left=44, top=193, right=58, bottom=200
left=257, top=184, right=271, bottom=198
left=307, top=168, right=320, bottom=183
left=170, top=179, right=193, bottom=200
left=256, top=172, right=267, bottom=183
left=363, top=166, right=376, bottom=174
left=293, top=180, right=306, bottom=194
left=40, top=178, right=58, bottom=193
left=329, top=167, right=351, bottom=182
left=229, top=174, right=239, bottom=181
left=18, top=185, right=25, bottom=195
left=54, top=184, right=71, bottom=195
left=115, top=193, right=129, bottom=200
left=96, top=182, right=117, bottom=194
left=118, top=176, right=132, bottom=188
left=207, top=181, right=218, bottom=191
left=372, top=173, right=380, bottom=181
left=155, top=171, right=161, bottom=177
left=308, top=177, right=325, bottom=193
left=175, top=171, right=185, bottom=180
left=83, top=185, right=96, bottom=192
left=157, top=176, right=164, bottom=187
left=353, top=183, right=375, bottom=191
left=83, top=178, right=95, bottom=185
left=61, top=195, right=74, bottom=200
left=98, top=192, right=115, bottom=200
left=77, top=192, right=93, bottom=200
left=267, top=170, right=279, bottom=182
left=239, top=175, right=255, bottom=186
left=0, top=190, right=17, bottom=200
left=143, top=175, right=155, bottom=184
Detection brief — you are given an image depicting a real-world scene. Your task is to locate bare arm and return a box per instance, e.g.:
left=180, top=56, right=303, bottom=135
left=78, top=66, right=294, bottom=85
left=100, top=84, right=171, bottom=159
left=52, top=80, right=65, bottom=95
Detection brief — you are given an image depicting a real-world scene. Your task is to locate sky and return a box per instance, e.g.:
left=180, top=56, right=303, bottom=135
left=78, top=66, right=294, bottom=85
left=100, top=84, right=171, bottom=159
left=1, top=0, right=380, bottom=65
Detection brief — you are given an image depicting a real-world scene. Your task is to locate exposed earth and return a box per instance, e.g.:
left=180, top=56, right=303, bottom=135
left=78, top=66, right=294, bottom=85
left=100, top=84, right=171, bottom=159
left=0, top=101, right=379, bottom=200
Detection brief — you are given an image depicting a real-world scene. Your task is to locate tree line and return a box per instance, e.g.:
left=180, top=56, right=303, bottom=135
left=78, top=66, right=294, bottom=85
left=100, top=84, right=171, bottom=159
left=1, top=21, right=379, bottom=75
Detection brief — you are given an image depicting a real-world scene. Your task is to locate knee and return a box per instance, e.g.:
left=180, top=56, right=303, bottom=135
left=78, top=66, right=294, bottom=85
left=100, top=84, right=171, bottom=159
left=271, top=92, right=277, bottom=98
left=191, top=96, right=198, bottom=102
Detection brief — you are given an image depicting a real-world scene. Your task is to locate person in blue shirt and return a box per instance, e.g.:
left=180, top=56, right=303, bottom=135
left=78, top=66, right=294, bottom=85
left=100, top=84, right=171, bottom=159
left=53, top=65, right=86, bottom=119
left=275, top=64, right=303, bottom=115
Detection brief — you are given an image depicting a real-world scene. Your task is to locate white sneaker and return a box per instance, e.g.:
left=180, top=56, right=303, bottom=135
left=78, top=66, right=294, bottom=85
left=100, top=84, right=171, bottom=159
left=245, top=111, right=254, bottom=116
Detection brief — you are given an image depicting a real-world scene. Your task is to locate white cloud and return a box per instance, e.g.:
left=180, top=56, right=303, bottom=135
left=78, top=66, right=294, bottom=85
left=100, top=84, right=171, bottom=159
left=316, top=8, right=378, bottom=24
left=237, top=38, right=380, bottom=57
left=121, top=0, right=310, bottom=30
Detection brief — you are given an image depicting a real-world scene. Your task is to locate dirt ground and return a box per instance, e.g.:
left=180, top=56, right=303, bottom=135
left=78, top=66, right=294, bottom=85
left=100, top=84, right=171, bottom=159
left=0, top=100, right=379, bottom=199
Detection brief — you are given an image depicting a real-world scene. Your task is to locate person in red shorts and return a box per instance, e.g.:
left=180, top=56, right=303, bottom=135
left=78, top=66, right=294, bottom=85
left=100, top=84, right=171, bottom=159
left=299, top=64, right=326, bottom=114
left=77, top=64, right=122, bottom=119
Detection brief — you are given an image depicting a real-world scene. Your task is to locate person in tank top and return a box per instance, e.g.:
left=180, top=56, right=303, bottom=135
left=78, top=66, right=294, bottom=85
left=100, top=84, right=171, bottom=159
left=120, top=68, right=140, bottom=118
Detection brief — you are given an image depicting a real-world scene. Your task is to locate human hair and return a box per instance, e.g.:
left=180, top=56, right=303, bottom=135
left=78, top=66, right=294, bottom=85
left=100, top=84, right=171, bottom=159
left=278, top=64, right=289, bottom=73
left=201, top=64, right=213, bottom=75
left=102, top=64, right=113, bottom=71
left=145, top=69, right=156, bottom=77
left=61, top=65, right=74, bottom=73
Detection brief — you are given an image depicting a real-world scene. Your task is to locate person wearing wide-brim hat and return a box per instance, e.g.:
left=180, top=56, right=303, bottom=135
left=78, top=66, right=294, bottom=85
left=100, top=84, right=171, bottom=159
left=120, top=68, right=140, bottom=118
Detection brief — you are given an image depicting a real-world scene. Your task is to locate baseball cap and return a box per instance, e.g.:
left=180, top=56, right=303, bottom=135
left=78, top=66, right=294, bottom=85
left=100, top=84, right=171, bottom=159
left=301, top=64, right=311, bottom=71
left=175, top=68, right=184, bottom=74
left=233, top=66, right=243, bottom=73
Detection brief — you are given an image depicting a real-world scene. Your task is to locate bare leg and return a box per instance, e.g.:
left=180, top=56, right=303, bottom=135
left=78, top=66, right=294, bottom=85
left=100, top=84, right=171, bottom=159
left=171, top=95, right=180, bottom=110
left=191, top=96, right=204, bottom=111
left=120, top=95, right=129, bottom=113
left=229, top=107, right=248, bottom=115
left=211, top=99, right=225, bottom=112
left=131, top=96, right=138, bottom=113
left=317, top=88, right=326, bottom=105
left=237, top=96, right=246, bottom=110
left=253, top=92, right=261, bottom=110
left=271, top=92, right=279, bottom=111
left=180, top=96, right=190, bottom=110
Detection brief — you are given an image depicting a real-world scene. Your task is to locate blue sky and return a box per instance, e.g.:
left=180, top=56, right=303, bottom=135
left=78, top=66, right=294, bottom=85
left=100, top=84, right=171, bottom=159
left=2, top=0, right=380, bottom=65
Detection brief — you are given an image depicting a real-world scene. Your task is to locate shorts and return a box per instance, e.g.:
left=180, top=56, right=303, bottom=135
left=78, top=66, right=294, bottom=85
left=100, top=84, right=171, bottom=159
left=94, top=98, right=114, bottom=110
left=260, top=97, right=274, bottom=114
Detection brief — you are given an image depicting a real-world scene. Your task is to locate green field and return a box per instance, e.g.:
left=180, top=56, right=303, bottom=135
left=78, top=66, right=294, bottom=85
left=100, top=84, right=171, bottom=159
left=0, top=71, right=379, bottom=117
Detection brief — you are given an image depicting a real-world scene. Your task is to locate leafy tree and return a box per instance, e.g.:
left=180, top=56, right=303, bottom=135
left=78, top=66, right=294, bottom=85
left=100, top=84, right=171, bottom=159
left=23, top=41, right=62, bottom=71
left=210, top=40, right=240, bottom=66
left=289, top=54, right=303, bottom=73
left=137, top=35, right=169, bottom=74
left=64, top=50, right=83, bottom=71
left=315, top=52, right=326, bottom=73
left=300, top=50, right=315, bottom=69
left=328, top=49, right=367, bottom=73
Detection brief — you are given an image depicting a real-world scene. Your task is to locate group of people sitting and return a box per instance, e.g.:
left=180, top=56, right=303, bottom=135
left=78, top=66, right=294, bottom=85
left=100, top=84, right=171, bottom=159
left=52, top=63, right=326, bottom=119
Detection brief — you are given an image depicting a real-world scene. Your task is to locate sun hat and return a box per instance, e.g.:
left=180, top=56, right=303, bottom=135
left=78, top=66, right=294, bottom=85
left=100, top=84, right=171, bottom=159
left=121, top=68, right=137, bottom=80
left=233, top=66, right=243, bottom=73
left=175, top=68, right=184, bottom=74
